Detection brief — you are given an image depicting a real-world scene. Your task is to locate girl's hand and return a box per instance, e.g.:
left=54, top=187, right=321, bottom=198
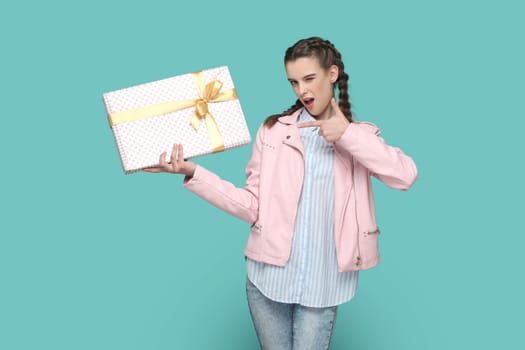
left=297, top=98, right=350, bottom=143
left=143, top=144, right=197, bottom=177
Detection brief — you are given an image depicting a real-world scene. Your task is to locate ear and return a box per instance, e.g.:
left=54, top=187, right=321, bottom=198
left=329, top=65, right=339, bottom=84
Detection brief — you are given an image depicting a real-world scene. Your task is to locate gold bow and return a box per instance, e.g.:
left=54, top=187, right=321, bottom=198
left=108, top=71, right=238, bottom=153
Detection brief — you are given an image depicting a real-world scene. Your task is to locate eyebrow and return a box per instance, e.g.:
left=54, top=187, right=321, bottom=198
left=288, top=73, right=316, bottom=82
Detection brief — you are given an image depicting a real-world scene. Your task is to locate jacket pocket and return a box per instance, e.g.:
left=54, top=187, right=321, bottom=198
left=358, top=227, right=380, bottom=266
left=363, top=227, right=380, bottom=236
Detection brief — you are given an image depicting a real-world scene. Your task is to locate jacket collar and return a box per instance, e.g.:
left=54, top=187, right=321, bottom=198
left=278, top=108, right=303, bottom=125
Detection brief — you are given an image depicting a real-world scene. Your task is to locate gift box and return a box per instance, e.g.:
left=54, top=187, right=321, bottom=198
left=103, top=66, right=251, bottom=174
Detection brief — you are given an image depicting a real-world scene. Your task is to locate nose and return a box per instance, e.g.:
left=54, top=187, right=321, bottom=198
left=297, top=83, right=307, bottom=97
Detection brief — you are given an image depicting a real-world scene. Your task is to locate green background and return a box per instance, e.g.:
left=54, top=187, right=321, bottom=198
left=1, top=0, right=523, bottom=349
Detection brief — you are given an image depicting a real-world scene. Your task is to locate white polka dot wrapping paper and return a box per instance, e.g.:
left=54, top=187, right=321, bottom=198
left=102, top=66, right=251, bottom=174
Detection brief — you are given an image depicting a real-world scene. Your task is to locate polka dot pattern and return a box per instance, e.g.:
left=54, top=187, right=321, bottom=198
left=103, top=66, right=251, bottom=174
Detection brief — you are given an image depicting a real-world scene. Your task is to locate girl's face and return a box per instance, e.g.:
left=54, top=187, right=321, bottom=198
left=285, top=56, right=339, bottom=120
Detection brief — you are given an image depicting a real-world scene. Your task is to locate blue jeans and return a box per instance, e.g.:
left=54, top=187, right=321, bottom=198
left=246, top=278, right=338, bottom=350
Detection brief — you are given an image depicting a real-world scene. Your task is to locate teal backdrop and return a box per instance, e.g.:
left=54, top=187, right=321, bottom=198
left=1, top=0, right=523, bottom=349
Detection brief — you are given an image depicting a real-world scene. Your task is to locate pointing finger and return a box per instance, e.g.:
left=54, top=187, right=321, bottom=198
left=298, top=120, right=323, bottom=128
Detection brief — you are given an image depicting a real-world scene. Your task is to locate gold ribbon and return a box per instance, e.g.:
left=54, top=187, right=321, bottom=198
left=108, top=71, right=238, bottom=153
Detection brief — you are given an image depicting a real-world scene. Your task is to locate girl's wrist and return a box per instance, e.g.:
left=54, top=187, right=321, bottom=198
left=184, top=162, right=197, bottom=177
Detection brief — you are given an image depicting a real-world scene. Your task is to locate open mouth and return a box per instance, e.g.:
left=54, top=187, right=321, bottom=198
left=303, top=98, right=314, bottom=109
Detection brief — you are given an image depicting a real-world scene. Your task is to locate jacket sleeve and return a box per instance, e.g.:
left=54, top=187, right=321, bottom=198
left=182, top=126, right=264, bottom=223
left=335, top=122, right=418, bottom=190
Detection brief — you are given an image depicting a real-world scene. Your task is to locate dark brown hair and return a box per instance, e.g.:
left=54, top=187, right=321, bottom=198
left=264, top=37, right=353, bottom=128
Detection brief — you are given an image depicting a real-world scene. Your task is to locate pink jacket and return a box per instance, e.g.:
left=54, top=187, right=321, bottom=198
left=184, top=109, right=418, bottom=272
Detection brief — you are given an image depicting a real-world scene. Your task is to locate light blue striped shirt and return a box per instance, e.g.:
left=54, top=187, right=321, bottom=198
left=246, top=109, right=358, bottom=307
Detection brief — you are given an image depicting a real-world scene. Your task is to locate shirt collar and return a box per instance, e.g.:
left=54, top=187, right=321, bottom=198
left=298, top=108, right=316, bottom=123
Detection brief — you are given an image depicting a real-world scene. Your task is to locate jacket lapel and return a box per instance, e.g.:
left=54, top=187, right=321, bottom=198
left=279, top=109, right=304, bottom=156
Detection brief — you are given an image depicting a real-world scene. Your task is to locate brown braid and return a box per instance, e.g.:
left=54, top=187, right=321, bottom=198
left=264, top=37, right=354, bottom=128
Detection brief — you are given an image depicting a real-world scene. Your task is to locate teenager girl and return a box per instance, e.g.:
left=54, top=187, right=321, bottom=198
left=146, top=37, right=418, bottom=350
